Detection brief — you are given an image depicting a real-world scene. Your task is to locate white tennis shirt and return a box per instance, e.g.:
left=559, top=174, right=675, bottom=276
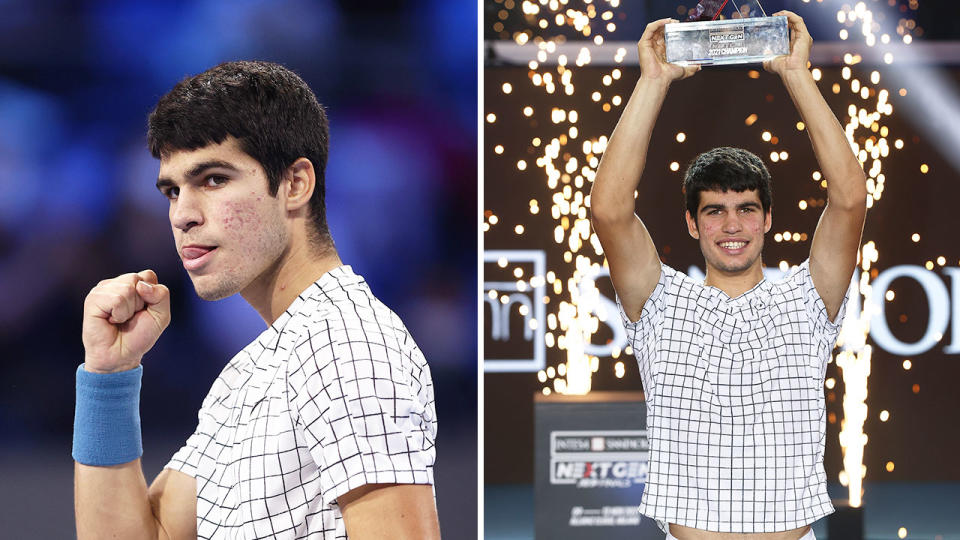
left=618, top=260, right=845, bottom=533
left=166, top=266, right=437, bottom=539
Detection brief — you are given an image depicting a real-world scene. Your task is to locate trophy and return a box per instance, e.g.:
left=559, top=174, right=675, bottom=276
left=665, top=0, right=789, bottom=66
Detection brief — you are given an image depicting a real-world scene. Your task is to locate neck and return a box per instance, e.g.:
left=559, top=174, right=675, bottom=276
left=703, top=260, right=765, bottom=298
left=242, top=239, right=342, bottom=325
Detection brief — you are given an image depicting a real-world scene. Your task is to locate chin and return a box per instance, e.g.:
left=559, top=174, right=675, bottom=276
left=191, top=275, right=243, bottom=301
left=718, top=253, right=762, bottom=274
left=195, top=288, right=232, bottom=301
left=704, top=251, right=758, bottom=274
left=716, top=261, right=754, bottom=274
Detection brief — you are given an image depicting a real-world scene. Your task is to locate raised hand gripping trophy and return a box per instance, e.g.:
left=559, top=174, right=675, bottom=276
left=665, top=0, right=788, bottom=66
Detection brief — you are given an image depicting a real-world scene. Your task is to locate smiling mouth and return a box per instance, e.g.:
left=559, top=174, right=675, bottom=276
left=718, top=241, right=748, bottom=250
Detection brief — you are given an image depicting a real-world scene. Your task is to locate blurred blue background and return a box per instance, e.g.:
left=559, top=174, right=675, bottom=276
left=0, top=0, right=477, bottom=537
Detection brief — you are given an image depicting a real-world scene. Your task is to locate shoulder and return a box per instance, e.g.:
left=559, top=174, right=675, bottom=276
left=771, top=258, right=845, bottom=323
left=644, top=262, right=710, bottom=309
left=618, top=262, right=700, bottom=325
left=285, top=276, right=425, bottom=378
left=775, top=258, right=816, bottom=296
left=657, top=263, right=705, bottom=303
left=200, top=343, right=262, bottom=407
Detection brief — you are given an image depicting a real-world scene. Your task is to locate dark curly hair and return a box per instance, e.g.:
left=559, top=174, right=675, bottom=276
left=148, top=60, right=331, bottom=246
left=683, top=147, right=772, bottom=222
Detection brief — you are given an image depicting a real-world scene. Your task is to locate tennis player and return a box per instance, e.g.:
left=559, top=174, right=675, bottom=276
left=73, top=61, right=440, bottom=539
left=591, top=12, right=866, bottom=540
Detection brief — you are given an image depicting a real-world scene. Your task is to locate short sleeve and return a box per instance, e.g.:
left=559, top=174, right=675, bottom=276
left=165, top=427, right=207, bottom=477
left=615, top=264, right=678, bottom=399
left=165, top=398, right=219, bottom=478
left=791, top=258, right=848, bottom=348
left=616, top=263, right=675, bottom=338
left=288, top=331, right=437, bottom=504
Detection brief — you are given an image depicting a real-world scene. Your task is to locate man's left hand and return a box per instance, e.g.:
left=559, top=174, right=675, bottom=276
left=764, top=10, right=813, bottom=76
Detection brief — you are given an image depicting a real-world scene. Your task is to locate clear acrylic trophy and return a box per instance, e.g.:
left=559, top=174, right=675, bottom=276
left=665, top=0, right=789, bottom=66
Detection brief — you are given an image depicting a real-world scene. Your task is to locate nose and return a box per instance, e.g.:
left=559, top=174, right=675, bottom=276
left=170, top=188, right=203, bottom=232
left=722, top=211, right=742, bottom=233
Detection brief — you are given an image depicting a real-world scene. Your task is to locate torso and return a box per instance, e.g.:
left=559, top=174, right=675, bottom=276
left=165, top=266, right=437, bottom=539
left=620, top=261, right=844, bottom=533
left=670, top=523, right=811, bottom=540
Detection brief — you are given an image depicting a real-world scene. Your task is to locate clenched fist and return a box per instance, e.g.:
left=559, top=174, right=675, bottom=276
left=82, top=270, right=171, bottom=374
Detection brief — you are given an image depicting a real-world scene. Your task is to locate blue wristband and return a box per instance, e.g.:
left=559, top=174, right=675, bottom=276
left=72, top=364, right=143, bottom=466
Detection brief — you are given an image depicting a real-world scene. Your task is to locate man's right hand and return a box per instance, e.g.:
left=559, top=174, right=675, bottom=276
left=81, top=270, right=171, bottom=374
left=637, top=18, right=701, bottom=83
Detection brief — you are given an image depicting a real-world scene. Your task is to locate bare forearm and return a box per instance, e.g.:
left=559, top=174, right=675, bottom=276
left=781, top=70, right=867, bottom=207
left=591, top=76, right=670, bottom=222
left=75, top=460, right=160, bottom=540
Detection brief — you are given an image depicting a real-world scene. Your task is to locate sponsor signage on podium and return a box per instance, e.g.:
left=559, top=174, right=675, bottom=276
left=534, top=392, right=662, bottom=538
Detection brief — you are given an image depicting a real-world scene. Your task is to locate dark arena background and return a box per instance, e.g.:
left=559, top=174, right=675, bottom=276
left=483, top=0, right=960, bottom=538
left=0, top=1, right=477, bottom=538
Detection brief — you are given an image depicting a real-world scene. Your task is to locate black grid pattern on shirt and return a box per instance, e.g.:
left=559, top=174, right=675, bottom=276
left=617, top=260, right=845, bottom=533
left=166, top=266, right=437, bottom=539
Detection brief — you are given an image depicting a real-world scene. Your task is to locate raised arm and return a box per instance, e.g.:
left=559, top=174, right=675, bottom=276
left=590, top=18, right=699, bottom=322
left=765, top=11, right=868, bottom=320
left=74, top=270, right=197, bottom=539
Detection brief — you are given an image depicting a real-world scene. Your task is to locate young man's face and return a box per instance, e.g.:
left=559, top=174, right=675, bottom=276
left=156, top=137, right=288, bottom=301
left=685, top=188, right=772, bottom=276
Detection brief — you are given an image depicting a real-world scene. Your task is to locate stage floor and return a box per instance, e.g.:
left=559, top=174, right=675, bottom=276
left=485, top=483, right=960, bottom=540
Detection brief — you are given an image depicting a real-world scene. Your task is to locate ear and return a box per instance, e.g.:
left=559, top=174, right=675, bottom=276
left=763, top=208, right=772, bottom=233
left=685, top=210, right=700, bottom=239
left=283, top=158, right=316, bottom=212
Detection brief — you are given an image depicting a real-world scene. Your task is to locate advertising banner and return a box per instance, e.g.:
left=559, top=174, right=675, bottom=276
left=534, top=392, right=662, bottom=538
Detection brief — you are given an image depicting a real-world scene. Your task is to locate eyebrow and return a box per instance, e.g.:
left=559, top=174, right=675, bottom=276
left=700, top=201, right=762, bottom=213
left=156, top=160, right=240, bottom=191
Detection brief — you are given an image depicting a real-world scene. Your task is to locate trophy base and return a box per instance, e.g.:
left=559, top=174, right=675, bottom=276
left=665, top=15, right=789, bottom=66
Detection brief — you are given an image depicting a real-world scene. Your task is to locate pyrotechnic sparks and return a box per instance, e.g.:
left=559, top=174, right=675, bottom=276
left=825, top=0, right=924, bottom=507
left=488, top=0, right=628, bottom=396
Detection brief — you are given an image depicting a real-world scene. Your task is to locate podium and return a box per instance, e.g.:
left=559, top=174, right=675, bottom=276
left=533, top=391, right=663, bottom=538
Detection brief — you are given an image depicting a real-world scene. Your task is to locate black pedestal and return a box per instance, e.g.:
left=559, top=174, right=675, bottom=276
left=534, top=391, right=662, bottom=539
left=828, top=499, right=864, bottom=540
